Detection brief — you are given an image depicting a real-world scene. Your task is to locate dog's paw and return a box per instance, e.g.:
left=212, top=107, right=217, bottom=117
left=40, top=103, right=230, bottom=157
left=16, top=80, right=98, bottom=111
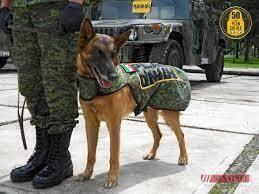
left=104, top=176, right=118, bottom=189
left=178, top=155, right=188, bottom=165
left=143, top=153, right=156, bottom=160
left=75, top=172, right=92, bottom=182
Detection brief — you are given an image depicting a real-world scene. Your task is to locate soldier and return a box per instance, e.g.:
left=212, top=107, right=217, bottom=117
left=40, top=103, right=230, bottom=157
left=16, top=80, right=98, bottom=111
left=0, top=0, right=84, bottom=189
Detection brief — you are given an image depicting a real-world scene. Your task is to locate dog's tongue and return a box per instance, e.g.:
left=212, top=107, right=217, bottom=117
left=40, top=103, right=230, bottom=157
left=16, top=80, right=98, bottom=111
left=100, top=78, right=112, bottom=89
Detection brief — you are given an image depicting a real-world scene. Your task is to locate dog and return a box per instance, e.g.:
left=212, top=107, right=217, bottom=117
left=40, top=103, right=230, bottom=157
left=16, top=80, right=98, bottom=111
left=75, top=18, right=191, bottom=188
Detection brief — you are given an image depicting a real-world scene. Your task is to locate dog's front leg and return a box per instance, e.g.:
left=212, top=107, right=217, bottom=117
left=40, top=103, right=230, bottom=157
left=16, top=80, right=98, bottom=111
left=104, top=119, right=121, bottom=188
left=76, top=102, right=100, bottom=182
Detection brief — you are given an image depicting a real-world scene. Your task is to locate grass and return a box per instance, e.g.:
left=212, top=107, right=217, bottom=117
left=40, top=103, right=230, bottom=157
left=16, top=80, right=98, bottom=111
left=224, top=55, right=259, bottom=68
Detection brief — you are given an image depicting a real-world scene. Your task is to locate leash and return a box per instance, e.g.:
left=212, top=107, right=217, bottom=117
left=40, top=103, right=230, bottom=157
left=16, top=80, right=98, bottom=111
left=4, top=25, right=28, bottom=150
left=18, top=91, right=27, bottom=150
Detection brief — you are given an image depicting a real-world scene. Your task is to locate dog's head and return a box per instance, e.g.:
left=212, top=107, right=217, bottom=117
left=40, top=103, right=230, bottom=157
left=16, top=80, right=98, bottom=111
left=78, top=18, right=131, bottom=89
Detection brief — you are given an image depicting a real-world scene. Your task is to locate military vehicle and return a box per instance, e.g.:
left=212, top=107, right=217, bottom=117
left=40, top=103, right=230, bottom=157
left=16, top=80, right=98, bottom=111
left=0, top=29, right=11, bottom=69
left=88, top=0, right=227, bottom=82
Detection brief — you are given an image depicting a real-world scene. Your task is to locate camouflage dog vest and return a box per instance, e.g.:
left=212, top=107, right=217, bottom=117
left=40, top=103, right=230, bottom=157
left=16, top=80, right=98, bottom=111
left=78, top=63, right=191, bottom=116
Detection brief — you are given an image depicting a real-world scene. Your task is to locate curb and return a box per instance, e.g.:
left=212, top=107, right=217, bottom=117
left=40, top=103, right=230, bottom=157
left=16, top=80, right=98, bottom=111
left=184, top=68, right=259, bottom=76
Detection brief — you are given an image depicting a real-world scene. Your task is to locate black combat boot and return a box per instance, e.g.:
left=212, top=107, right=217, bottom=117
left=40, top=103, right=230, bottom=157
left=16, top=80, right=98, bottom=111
left=10, top=127, right=49, bottom=182
left=32, top=130, right=73, bottom=189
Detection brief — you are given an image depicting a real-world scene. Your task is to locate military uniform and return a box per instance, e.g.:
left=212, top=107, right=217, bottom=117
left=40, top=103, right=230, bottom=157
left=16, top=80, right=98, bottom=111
left=12, top=1, right=79, bottom=134
left=78, top=63, right=191, bottom=114
left=6, top=0, right=82, bottom=188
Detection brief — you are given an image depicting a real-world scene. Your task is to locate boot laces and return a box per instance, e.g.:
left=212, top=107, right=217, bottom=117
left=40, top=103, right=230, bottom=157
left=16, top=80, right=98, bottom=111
left=38, top=132, right=71, bottom=177
left=28, top=129, right=45, bottom=162
left=48, top=135, right=62, bottom=166
left=39, top=135, right=63, bottom=177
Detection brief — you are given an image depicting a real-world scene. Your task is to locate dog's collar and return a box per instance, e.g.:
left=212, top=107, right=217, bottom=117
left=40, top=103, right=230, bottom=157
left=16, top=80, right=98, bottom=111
left=77, top=66, right=127, bottom=101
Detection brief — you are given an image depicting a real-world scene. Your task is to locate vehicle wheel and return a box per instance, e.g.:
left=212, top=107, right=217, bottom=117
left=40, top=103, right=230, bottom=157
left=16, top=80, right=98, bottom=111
left=0, top=57, right=8, bottom=69
left=149, top=40, right=183, bottom=69
left=205, top=48, right=224, bottom=82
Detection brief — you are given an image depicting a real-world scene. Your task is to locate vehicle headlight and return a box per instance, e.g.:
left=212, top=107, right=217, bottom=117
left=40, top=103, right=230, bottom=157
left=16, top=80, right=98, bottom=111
left=144, top=23, right=163, bottom=34
left=129, top=29, right=138, bottom=41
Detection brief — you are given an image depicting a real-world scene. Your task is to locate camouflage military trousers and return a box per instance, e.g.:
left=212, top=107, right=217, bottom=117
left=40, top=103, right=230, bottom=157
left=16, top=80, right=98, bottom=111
left=12, top=2, right=79, bottom=134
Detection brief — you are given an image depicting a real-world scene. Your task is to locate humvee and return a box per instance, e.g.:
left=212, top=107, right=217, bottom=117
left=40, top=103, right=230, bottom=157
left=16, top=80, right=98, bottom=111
left=87, top=0, right=227, bottom=82
left=0, top=29, right=11, bottom=69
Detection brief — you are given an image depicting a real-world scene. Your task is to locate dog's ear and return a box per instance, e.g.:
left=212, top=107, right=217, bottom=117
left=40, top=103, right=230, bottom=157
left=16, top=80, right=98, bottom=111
left=114, top=30, right=132, bottom=48
left=79, top=18, right=96, bottom=48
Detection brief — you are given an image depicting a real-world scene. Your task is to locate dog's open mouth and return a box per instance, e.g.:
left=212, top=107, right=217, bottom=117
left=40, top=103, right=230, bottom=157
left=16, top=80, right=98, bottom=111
left=91, top=66, right=113, bottom=89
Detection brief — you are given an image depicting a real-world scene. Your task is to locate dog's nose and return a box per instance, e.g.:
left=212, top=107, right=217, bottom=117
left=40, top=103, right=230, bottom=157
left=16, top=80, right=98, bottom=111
left=108, top=73, right=117, bottom=81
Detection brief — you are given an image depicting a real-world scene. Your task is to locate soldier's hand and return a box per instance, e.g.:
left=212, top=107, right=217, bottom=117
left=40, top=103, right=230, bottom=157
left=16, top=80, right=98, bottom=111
left=0, top=7, right=13, bottom=34
left=60, top=2, right=84, bottom=33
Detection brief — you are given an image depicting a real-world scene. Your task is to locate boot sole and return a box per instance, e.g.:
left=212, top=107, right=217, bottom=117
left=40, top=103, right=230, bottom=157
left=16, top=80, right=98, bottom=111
left=10, top=175, right=34, bottom=183
left=10, top=166, right=46, bottom=183
left=32, top=168, right=73, bottom=189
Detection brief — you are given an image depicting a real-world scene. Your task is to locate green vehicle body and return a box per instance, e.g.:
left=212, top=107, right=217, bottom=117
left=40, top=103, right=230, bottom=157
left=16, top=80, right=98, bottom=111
left=87, top=0, right=227, bottom=82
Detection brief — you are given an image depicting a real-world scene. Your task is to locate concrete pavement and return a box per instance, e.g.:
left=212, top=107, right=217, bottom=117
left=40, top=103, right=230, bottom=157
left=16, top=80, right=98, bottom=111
left=235, top=156, right=259, bottom=194
left=0, top=65, right=259, bottom=193
left=0, top=119, right=253, bottom=194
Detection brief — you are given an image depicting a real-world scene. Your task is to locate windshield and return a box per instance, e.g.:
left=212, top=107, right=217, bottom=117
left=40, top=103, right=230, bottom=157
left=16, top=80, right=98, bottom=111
left=98, top=0, right=191, bottom=20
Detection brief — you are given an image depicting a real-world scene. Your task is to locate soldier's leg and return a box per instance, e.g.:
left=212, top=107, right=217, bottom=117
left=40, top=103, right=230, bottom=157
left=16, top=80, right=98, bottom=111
left=38, top=29, right=79, bottom=133
left=30, top=3, right=79, bottom=189
left=12, top=7, right=50, bottom=129
left=10, top=7, right=50, bottom=182
left=31, top=3, right=79, bottom=134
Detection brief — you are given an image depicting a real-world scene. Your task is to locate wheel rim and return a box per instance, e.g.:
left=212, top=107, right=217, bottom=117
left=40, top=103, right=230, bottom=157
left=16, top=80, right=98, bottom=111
left=167, top=45, right=182, bottom=68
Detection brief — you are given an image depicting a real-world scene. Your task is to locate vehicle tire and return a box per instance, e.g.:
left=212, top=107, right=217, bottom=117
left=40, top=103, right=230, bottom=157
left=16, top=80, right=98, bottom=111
left=205, top=48, right=224, bottom=82
left=0, top=57, right=8, bottom=69
left=149, top=40, right=183, bottom=69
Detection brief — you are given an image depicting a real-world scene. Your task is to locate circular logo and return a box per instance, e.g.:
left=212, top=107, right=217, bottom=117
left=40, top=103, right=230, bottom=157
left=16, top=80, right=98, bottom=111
left=219, top=6, right=252, bottom=39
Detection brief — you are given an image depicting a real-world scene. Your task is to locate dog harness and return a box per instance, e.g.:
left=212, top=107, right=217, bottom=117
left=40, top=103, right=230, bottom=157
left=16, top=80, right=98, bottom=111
left=78, top=63, right=191, bottom=115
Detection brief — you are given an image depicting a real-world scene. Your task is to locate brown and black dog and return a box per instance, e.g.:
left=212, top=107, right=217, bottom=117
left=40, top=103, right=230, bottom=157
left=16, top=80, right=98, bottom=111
left=75, top=18, right=188, bottom=188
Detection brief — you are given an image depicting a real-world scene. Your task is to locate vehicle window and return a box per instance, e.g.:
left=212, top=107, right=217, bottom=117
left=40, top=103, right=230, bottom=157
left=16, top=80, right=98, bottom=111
left=98, top=0, right=191, bottom=20
left=99, top=0, right=142, bottom=20
left=145, top=0, right=190, bottom=20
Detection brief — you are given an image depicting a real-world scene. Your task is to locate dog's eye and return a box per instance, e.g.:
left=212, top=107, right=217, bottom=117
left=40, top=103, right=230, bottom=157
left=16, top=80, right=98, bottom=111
left=97, top=49, right=103, bottom=56
left=111, top=51, right=116, bottom=58
left=111, top=49, right=116, bottom=58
